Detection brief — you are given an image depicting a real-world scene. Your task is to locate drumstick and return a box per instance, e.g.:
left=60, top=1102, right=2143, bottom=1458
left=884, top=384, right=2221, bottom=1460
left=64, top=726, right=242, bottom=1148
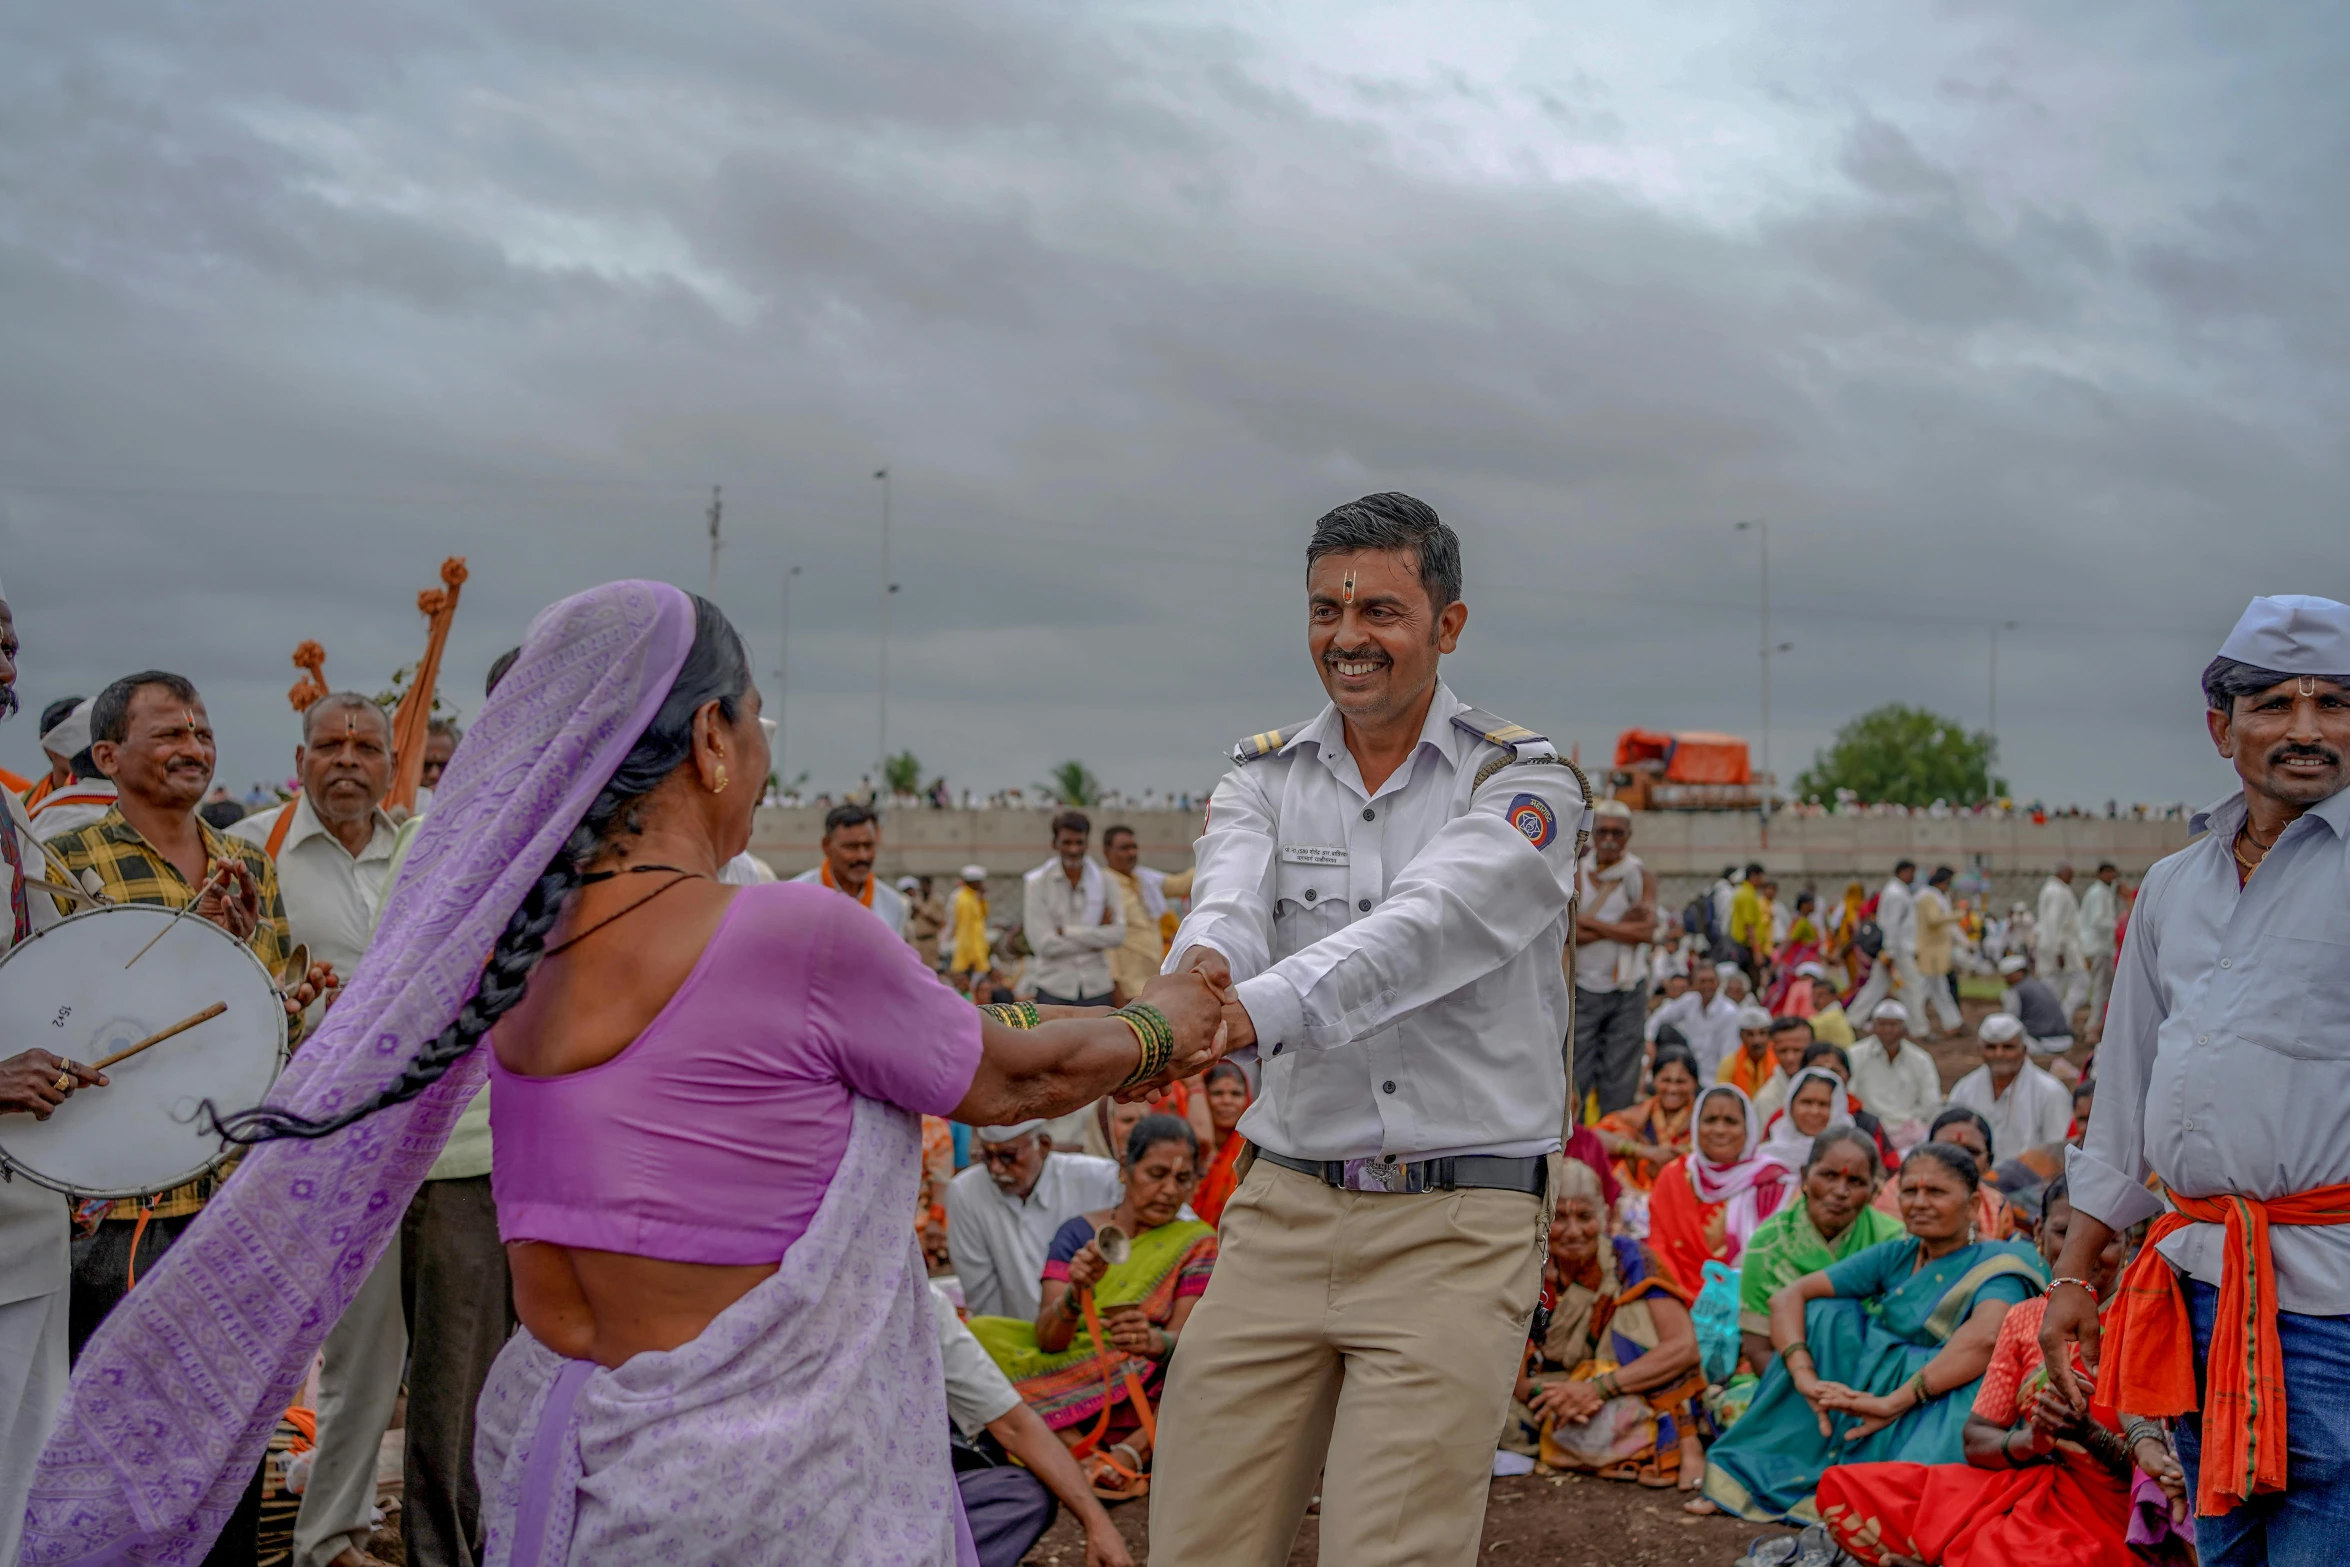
left=122, top=866, right=229, bottom=970
left=49, top=1001, right=228, bottom=1092
left=89, top=1002, right=229, bottom=1071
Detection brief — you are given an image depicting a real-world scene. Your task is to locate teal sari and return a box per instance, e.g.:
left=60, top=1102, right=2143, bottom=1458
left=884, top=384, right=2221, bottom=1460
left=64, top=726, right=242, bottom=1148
left=1701, top=1235, right=2046, bottom=1523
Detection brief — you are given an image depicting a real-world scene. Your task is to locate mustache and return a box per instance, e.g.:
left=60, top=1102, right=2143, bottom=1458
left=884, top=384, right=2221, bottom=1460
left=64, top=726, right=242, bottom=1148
left=1322, top=646, right=1391, bottom=667
left=2268, top=744, right=2342, bottom=766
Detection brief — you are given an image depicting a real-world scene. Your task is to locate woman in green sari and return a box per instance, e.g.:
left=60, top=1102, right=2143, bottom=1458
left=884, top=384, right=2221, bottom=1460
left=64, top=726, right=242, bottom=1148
left=1737, top=1120, right=1907, bottom=1376
left=1692, top=1140, right=2046, bottom=1523
left=969, top=1113, right=1215, bottom=1499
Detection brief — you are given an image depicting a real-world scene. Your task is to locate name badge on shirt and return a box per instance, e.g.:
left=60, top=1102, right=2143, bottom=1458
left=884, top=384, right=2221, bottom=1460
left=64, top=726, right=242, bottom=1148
left=1280, top=844, right=1349, bottom=867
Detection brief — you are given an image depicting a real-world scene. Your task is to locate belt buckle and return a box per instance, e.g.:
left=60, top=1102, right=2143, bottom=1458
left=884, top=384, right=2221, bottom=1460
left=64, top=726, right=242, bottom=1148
left=1347, top=1157, right=1411, bottom=1194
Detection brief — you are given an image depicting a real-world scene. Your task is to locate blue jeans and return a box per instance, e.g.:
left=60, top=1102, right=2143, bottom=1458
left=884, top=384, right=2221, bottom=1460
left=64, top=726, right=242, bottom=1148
left=2178, top=1279, right=2350, bottom=1566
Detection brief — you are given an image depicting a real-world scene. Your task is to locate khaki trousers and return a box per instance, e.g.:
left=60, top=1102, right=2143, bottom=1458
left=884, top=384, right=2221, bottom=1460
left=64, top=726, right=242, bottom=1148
left=1149, top=1161, right=1547, bottom=1567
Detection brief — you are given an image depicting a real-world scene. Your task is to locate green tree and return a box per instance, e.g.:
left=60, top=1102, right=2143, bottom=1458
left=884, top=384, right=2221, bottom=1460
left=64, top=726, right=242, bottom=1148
left=1040, top=760, right=1102, bottom=808
left=882, top=750, right=923, bottom=796
left=1793, top=704, right=2003, bottom=806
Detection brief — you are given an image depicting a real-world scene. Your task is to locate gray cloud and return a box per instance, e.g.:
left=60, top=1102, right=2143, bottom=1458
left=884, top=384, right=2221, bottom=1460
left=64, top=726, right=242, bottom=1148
left=2, top=0, right=2344, bottom=815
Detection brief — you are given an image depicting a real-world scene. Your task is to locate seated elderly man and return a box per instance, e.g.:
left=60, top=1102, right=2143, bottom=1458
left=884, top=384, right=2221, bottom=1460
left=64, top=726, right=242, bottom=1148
left=1847, top=1000, right=1945, bottom=1153
left=946, top=1120, right=1123, bottom=1322
left=1946, top=1014, right=2073, bottom=1173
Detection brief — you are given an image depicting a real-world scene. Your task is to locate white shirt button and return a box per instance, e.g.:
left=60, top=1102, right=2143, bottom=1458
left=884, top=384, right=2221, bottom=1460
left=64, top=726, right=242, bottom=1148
left=2219, top=958, right=2231, bottom=968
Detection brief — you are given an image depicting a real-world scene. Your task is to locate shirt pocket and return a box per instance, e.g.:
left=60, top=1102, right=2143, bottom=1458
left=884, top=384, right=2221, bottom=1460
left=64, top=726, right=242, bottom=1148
left=2235, top=933, right=2350, bottom=1061
left=1272, top=860, right=1344, bottom=947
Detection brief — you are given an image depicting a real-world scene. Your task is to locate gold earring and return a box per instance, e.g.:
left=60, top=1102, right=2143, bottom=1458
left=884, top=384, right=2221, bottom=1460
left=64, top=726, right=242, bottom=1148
left=712, top=765, right=729, bottom=795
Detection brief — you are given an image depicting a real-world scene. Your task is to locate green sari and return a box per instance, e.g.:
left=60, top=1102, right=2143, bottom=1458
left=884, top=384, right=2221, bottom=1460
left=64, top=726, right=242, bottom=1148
left=1701, top=1236, right=2046, bottom=1524
left=1736, top=1202, right=1907, bottom=1337
left=968, top=1218, right=1216, bottom=1430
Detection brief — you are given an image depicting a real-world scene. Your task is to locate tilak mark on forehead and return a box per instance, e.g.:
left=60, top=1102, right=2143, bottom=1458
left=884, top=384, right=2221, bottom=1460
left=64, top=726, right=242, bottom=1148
left=1342, top=569, right=1356, bottom=604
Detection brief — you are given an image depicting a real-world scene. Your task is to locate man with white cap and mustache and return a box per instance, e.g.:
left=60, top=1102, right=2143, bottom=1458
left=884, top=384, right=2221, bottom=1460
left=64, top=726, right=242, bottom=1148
left=2043, top=594, right=2350, bottom=1563
left=945, top=1118, right=1123, bottom=1322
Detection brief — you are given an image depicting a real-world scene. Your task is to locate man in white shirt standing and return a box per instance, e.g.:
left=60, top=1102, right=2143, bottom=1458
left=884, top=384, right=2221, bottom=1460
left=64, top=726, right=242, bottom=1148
left=1847, top=999, right=1945, bottom=1152
left=1571, top=800, right=1655, bottom=1117
left=1021, top=810, right=1124, bottom=1006
left=1946, top=1013, right=2072, bottom=1163
left=2075, top=861, right=2121, bottom=1039
left=231, top=694, right=404, bottom=1567
left=2035, top=862, right=2086, bottom=1019
left=1148, top=494, right=1584, bottom=1567
left=1849, top=860, right=1929, bottom=1035
left=1644, top=962, right=1740, bottom=1080
left=25, top=700, right=119, bottom=842
left=0, top=583, right=104, bottom=1567
left=792, top=803, right=907, bottom=933
left=222, top=695, right=401, bottom=1567
left=944, top=1121, right=1123, bottom=1322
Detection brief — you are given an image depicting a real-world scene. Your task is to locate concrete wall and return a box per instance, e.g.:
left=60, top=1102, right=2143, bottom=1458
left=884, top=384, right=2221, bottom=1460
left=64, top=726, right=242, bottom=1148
left=747, top=805, right=2195, bottom=907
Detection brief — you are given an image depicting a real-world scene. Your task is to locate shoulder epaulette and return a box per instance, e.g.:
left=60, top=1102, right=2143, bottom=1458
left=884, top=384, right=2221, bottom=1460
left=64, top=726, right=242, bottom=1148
left=1231, top=723, right=1317, bottom=766
left=1449, top=707, right=1558, bottom=765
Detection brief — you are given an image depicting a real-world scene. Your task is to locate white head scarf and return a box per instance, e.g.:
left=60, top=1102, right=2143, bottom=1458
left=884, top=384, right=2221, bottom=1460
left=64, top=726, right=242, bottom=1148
left=1686, top=1084, right=1793, bottom=1255
left=1757, top=1067, right=1853, bottom=1170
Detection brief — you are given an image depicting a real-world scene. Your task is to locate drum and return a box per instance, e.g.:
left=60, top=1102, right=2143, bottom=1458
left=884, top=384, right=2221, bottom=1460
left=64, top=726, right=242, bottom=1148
left=0, top=904, right=288, bottom=1200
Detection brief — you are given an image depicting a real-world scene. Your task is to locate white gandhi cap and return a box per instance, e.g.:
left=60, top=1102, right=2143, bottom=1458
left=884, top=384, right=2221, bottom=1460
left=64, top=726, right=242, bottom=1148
left=1871, top=999, right=1911, bottom=1024
left=975, top=1119, right=1047, bottom=1145
left=2217, top=595, right=2350, bottom=676
left=1978, top=1013, right=2025, bottom=1044
left=40, top=699, right=92, bottom=759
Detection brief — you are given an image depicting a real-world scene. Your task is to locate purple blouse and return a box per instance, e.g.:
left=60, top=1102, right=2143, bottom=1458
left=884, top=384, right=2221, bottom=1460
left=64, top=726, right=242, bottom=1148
left=489, top=881, right=983, bottom=1265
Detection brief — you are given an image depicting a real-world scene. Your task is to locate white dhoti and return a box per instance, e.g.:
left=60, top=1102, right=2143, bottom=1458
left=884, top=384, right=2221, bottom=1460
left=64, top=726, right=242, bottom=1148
left=0, top=1285, right=70, bottom=1566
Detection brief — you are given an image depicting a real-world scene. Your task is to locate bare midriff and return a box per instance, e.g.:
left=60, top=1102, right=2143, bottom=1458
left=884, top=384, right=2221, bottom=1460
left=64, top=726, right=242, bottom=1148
left=509, top=1241, right=778, bottom=1369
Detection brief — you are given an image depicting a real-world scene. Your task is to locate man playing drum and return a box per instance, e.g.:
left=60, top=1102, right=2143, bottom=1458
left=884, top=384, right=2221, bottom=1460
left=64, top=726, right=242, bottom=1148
left=0, top=575, right=106, bottom=1567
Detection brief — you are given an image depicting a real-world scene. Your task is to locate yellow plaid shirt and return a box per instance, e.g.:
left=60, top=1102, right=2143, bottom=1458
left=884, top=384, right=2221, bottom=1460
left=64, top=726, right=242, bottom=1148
left=47, top=806, right=293, bottom=1219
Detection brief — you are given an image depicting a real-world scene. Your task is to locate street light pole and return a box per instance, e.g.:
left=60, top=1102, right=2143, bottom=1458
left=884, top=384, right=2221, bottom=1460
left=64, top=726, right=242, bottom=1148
left=1736, top=520, right=1772, bottom=818
left=874, top=466, right=891, bottom=785
left=776, top=564, right=801, bottom=790
left=1989, top=619, right=2019, bottom=785
left=706, top=485, right=723, bottom=601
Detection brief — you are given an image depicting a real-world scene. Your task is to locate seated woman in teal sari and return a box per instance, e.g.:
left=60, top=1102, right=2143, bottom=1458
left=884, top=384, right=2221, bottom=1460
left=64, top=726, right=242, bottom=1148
left=1691, top=1140, right=2046, bottom=1523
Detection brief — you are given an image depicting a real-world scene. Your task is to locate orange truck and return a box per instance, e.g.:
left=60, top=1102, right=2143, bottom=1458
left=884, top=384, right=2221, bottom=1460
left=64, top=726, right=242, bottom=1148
left=1608, top=729, right=1764, bottom=811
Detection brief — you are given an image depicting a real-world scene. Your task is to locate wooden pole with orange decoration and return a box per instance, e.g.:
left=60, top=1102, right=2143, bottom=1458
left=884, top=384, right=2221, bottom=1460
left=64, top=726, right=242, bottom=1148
left=386, top=558, right=468, bottom=815
left=286, top=640, right=331, bottom=716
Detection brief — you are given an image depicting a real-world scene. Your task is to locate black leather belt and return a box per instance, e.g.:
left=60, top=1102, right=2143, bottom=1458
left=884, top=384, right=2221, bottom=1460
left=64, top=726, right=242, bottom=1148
left=1254, top=1148, right=1548, bottom=1197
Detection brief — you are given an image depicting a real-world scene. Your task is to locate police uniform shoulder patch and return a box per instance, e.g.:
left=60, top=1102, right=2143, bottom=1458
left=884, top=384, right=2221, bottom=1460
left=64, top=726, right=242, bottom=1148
left=1231, top=722, right=1318, bottom=766
left=1506, top=793, right=1558, bottom=849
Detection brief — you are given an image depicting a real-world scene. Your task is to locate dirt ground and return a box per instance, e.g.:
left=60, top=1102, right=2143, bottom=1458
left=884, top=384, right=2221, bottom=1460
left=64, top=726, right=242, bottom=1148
left=1022, top=1472, right=1791, bottom=1565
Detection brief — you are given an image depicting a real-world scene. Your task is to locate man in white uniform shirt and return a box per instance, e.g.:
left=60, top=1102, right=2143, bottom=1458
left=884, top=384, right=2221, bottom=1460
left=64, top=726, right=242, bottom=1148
left=230, top=694, right=405, bottom=1567
left=1647, top=962, right=1741, bottom=1081
left=1022, top=810, right=1125, bottom=1006
left=1848, top=859, right=1927, bottom=1033
left=0, top=582, right=104, bottom=1567
left=1946, top=1014, right=2072, bottom=1164
left=1148, top=494, right=1585, bottom=1567
left=944, top=1120, right=1123, bottom=1322
left=1571, top=799, right=1655, bottom=1117
left=2045, top=596, right=2350, bottom=1564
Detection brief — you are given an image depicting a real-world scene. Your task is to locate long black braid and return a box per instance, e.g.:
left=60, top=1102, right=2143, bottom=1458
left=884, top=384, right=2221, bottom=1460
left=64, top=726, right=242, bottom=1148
left=207, top=595, right=749, bottom=1145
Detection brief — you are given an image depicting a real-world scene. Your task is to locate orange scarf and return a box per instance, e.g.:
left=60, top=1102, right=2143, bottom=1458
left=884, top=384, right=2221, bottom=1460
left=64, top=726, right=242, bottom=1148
left=1720, top=1047, right=1772, bottom=1100
left=2097, top=1182, right=2350, bottom=1515
left=820, top=860, right=876, bottom=908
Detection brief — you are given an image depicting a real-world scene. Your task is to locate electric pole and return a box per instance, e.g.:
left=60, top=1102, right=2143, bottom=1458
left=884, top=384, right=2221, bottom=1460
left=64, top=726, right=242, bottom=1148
left=874, top=466, right=892, bottom=784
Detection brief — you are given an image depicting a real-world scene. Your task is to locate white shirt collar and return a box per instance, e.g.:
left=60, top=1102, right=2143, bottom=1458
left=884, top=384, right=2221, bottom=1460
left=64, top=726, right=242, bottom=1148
left=1291, top=681, right=1467, bottom=799
left=281, top=791, right=400, bottom=862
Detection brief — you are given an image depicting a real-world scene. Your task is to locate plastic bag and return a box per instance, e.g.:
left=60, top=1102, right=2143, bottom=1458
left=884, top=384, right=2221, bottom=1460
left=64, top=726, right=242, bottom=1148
left=1691, top=1260, right=1743, bottom=1385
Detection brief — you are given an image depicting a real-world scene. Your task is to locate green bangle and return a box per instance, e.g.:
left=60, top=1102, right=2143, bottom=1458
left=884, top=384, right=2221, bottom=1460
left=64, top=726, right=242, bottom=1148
left=980, top=1000, right=1041, bottom=1031
left=1109, top=1002, right=1174, bottom=1087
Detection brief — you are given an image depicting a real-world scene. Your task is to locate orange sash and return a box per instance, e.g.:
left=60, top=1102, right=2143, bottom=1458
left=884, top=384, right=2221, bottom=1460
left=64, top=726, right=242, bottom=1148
left=819, top=860, right=876, bottom=908
left=2097, top=1181, right=2350, bottom=1515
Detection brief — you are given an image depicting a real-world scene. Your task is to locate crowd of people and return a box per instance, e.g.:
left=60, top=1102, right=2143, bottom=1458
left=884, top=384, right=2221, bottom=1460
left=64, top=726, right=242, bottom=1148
left=1, top=530, right=2343, bottom=1567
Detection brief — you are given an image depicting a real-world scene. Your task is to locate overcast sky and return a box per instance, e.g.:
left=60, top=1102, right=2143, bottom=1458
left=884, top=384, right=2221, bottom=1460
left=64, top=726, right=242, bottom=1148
left=3, top=1, right=2343, bottom=807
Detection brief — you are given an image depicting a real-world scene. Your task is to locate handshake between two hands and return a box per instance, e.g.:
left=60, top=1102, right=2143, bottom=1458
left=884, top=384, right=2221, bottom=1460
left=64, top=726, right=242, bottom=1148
left=1112, top=946, right=1256, bottom=1102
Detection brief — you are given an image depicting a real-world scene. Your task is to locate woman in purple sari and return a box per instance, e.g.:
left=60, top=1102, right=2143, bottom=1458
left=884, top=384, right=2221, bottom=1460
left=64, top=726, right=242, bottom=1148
left=24, top=583, right=1224, bottom=1566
